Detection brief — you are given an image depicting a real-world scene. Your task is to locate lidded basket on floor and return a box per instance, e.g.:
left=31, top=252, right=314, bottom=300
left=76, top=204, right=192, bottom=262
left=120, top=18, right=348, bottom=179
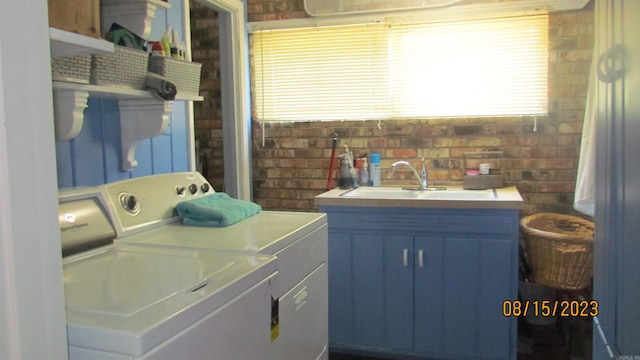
left=520, top=213, right=594, bottom=290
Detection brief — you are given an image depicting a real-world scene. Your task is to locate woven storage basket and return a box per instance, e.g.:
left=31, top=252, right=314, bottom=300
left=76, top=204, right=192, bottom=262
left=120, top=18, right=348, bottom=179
left=91, top=46, right=149, bottom=89
left=51, top=55, right=92, bottom=84
left=148, top=57, right=202, bottom=96
left=520, top=213, right=594, bottom=290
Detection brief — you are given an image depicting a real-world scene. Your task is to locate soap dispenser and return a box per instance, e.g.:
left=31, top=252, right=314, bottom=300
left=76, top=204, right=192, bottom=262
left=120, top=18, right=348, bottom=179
left=360, top=158, right=370, bottom=186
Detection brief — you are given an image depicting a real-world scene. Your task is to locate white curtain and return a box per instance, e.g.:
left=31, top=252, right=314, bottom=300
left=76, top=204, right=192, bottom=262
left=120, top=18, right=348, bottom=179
left=574, top=55, right=596, bottom=217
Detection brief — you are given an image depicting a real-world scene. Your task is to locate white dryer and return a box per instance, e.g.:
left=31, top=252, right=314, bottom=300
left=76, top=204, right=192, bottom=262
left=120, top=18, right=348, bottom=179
left=59, top=187, right=278, bottom=360
left=101, top=172, right=329, bottom=360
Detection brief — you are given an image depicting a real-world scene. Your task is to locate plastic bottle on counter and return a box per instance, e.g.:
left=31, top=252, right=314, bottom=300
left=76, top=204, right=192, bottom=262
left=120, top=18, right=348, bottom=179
left=370, top=153, right=381, bottom=186
left=350, top=158, right=360, bottom=188
left=338, top=155, right=353, bottom=189
left=359, top=158, right=370, bottom=186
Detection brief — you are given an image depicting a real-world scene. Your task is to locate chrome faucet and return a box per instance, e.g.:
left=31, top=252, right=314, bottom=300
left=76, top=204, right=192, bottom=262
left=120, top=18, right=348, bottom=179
left=391, top=157, right=428, bottom=190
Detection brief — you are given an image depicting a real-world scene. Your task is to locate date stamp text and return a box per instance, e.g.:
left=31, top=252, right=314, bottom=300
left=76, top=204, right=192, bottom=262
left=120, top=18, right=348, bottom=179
left=502, top=300, right=598, bottom=318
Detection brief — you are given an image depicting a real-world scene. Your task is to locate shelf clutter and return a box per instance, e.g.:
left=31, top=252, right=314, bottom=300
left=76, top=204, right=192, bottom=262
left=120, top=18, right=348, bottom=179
left=100, top=0, right=171, bottom=40
left=462, top=151, right=504, bottom=190
left=50, top=0, right=202, bottom=97
left=148, top=57, right=203, bottom=98
left=91, top=46, right=150, bottom=89
left=48, top=0, right=203, bottom=170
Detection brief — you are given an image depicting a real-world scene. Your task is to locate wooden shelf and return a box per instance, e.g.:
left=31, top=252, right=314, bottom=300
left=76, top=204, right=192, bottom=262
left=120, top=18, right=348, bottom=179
left=52, top=81, right=204, bottom=101
left=52, top=81, right=202, bottom=170
left=49, top=28, right=114, bottom=59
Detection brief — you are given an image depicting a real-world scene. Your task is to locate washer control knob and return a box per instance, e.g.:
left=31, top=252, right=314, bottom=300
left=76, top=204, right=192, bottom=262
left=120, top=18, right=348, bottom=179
left=201, top=183, right=210, bottom=193
left=119, top=193, right=140, bottom=215
left=189, top=184, right=198, bottom=194
left=126, top=195, right=137, bottom=210
left=176, top=186, right=186, bottom=196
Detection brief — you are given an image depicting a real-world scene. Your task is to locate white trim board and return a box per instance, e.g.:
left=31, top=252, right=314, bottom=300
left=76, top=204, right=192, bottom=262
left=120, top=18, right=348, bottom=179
left=248, top=0, right=590, bottom=31
left=0, top=1, right=69, bottom=359
left=194, top=0, right=252, bottom=200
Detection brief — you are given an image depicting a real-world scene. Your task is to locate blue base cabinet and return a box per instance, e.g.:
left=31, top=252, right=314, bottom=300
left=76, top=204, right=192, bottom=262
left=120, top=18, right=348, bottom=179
left=320, top=205, right=519, bottom=360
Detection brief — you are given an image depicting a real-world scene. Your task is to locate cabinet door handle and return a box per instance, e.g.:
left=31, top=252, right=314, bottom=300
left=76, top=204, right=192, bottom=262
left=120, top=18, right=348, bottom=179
left=418, top=249, right=424, bottom=268
left=403, top=248, right=408, bottom=267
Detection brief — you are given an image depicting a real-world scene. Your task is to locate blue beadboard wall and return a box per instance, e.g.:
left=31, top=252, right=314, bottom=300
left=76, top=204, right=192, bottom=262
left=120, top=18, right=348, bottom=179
left=55, top=1, right=191, bottom=188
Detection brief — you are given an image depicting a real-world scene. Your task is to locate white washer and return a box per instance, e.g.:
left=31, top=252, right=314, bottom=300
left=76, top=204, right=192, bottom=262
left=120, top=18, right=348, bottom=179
left=101, top=172, right=329, bottom=360
left=59, top=187, right=278, bottom=360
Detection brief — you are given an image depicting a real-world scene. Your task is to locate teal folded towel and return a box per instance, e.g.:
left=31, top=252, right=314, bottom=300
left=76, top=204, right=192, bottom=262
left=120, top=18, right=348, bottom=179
left=176, top=192, right=262, bottom=227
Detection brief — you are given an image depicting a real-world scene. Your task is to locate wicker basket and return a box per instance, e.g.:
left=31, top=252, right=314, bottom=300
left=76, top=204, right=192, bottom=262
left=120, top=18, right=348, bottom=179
left=51, top=55, right=92, bottom=84
left=520, top=213, right=594, bottom=290
left=148, top=57, right=202, bottom=96
left=91, top=46, right=149, bottom=89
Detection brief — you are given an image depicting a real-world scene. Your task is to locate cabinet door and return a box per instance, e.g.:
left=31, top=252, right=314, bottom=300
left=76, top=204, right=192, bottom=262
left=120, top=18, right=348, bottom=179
left=593, top=0, right=620, bottom=354
left=351, top=234, right=414, bottom=349
left=415, top=236, right=479, bottom=357
left=383, top=235, right=415, bottom=351
left=414, top=236, right=445, bottom=355
left=594, top=0, right=640, bottom=357
left=618, top=0, right=640, bottom=353
left=328, top=232, right=354, bottom=346
left=328, top=231, right=414, bottom=350
left=350, top=233, right=385, bottom=347
left=414, top=236, right=513, bottom=359
left=476, top=239, right=513, bottom=359
left=329, top=231, right=388, bottom=347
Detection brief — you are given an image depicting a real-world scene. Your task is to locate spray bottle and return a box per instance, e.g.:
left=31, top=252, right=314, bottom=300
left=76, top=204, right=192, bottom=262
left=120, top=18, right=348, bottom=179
left=370, top=153, right=381, bottom=186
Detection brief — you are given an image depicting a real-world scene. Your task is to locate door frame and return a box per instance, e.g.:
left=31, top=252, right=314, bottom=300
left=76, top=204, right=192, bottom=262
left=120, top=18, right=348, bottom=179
left=189, top=0, right=252, bottom=200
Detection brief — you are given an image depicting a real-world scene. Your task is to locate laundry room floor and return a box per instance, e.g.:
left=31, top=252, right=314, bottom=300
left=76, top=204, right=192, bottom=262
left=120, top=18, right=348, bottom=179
left=329, top=314, right=593, bottom=360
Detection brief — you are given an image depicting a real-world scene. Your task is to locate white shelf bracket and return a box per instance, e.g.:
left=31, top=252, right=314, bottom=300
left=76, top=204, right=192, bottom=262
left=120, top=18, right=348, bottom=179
left=100, top=0, right=171, bottom=40
left=119, top=99, right=173, bottom=170
left=53, top=89, right=90, bottom=141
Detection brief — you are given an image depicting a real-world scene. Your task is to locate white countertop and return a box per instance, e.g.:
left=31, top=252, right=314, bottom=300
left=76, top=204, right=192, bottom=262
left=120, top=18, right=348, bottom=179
left=315, top=186, right=523, bottom=209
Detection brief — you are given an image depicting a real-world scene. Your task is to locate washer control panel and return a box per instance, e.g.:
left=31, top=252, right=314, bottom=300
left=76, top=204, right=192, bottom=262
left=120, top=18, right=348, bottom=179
left=101, top=172, right=214, bottom=235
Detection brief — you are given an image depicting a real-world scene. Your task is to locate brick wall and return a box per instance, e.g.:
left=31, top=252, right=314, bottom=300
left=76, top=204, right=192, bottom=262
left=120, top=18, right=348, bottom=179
left=191, top=0, right=594, bottom=216
left=190, top=2, right=224, bottom=192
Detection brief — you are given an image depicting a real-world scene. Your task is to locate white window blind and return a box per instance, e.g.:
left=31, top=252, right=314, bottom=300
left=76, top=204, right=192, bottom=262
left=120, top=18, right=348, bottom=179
left=254, top=24, right=391, bottom=121
left=252, top=15, right=548, bottom=122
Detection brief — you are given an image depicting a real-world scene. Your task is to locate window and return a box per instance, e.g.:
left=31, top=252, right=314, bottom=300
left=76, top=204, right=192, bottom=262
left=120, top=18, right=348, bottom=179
left=252, top=15, right=548, bottom=122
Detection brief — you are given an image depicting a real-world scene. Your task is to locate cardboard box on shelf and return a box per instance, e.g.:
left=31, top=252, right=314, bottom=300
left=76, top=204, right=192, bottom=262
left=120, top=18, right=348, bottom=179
left=48, top=0, right=101, bottom=39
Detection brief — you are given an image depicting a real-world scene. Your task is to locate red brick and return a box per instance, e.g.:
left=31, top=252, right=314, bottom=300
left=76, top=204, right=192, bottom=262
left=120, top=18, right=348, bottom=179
left=196, top=1, right=593, bottom=213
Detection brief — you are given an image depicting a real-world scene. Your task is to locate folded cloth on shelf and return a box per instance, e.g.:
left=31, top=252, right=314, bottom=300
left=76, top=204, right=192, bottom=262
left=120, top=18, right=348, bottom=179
left=176, top=192, right=262, bottom=227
